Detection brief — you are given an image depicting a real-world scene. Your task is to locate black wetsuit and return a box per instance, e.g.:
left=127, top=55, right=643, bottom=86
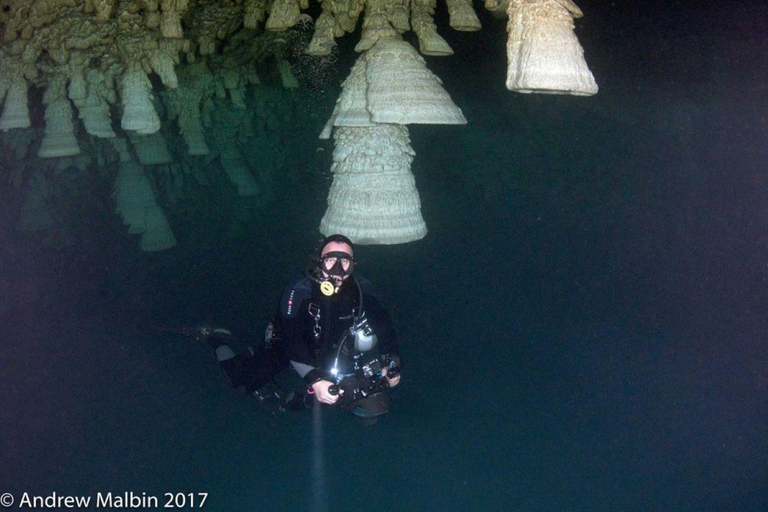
left=279, top=274, right=399, bottom=374
left=217, top=274, right=398, bottom=394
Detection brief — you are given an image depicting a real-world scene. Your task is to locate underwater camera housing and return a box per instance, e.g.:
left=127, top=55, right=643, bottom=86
left=331, top=354, right=400, bottom=422
left=329, top=354, right=400, bottom=403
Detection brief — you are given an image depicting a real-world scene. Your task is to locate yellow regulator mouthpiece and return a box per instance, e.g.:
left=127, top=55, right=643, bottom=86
left=320, top=280, right=337, bottom=296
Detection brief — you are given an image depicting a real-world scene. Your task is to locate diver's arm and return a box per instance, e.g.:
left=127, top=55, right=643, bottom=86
left=356, top=277, right=400, bottom=361
left=275, top=277, right=316, bottom=364
left=290, top=360, right=314, bottom=378
left=278, top=312, right=314, bottom=364
left=291, top=361, right=339, bottom=404
left=363, top=293, right=400, bottom=359
left=360, top=291, right=401, bottom=387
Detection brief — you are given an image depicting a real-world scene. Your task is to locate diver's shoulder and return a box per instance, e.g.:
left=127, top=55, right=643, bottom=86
left=283, top=274, right=312, bottom=290
left=354, top=275, right=378, bottom=296
left=279, top=274, right=313, bottom=318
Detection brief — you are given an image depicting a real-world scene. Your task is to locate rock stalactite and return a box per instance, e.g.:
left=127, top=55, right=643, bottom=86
left=0, top=0, right=597, bottom=249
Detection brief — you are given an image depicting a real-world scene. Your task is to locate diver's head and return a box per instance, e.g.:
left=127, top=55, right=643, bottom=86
left=317, top=234, right=355, bottom=289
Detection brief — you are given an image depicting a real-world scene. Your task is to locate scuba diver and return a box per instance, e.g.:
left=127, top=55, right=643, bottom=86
left=175, top=234, right=401, bottom=424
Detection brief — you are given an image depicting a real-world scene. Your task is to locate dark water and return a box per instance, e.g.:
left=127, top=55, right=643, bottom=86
left=2, top=2, right=767, bottom=511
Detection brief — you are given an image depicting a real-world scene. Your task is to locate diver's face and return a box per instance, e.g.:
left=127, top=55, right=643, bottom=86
left=320, top=241, right=354, bottom=286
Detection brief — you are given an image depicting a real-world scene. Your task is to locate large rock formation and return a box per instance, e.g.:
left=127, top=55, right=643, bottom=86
left=0, top=0, right=597, bottom=250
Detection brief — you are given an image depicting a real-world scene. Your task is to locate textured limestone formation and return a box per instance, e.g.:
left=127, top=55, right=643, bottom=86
left=217, top=67, right=247, bottom=108
left=266, top=0, right=305, bottom=31
left=505, top=0, right=598, bottom=95
left=0, top=0, right=599, bottom=251
left=139, top=206, right=178, bottom=251
left=164, top=61, right=214, bottom=155
left=322, top=37, right=465, bottom=139
left=484, top=0, right=509, bottom=15
left=388, top=0, right=411, bottom=32
left=148, top=41, right=183, bottom=89
left=38, top=75, right=81, bottom=158
left=0, top=0, right=318, bottom=250
left=333, top=0, right=364, bottom=34
left=306, top=3, right=336, bottom=56
left=184, top=1, right=249, bottom=56
left=0, top=54, right=32, bottom=130
left=129, top=132, right=173, bottom=165
left=244, top=0, right=268, bottom=29
left=161, top=0, right=189, bottom=39
left=74, top=68, right=117, bottom=138
left=411, top=0, right=454, bottom=56
left=120, top=66, right=162, bottom=134
left=93, top=0, right=116, bottom=22
left=1, top=127, right=35, bottom=166
left=330, top=55, right=374, bottom=128
left=221, top=149, right=260, bottom=196
left=355, top=0, right=400, bottom=52
left=320, top=124, right=427, bottom=245
left=67, top=58, right=89, bottom=104
left=276, top=56, right=300, bottom=89
left=300, top=0, right=482, bottom=57
left=447, top=0, right=482, bottom=31
left=114, top=161, right=159, bottom=233
left=0, top=74, right=32, bottom=130
left=0, top=0, right=597, bottom=147
left=210, top=105, right=260, bottom=196
left=365, top=38, right=467, bottom=125
left=113, top=139, right=177, bottom=251
left=318, top=34, right=469, bottom=244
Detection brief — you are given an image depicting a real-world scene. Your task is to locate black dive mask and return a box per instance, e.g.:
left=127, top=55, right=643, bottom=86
left=320, top=251, right=354, bottom=279
left=315, top=251, right=354, bottom=295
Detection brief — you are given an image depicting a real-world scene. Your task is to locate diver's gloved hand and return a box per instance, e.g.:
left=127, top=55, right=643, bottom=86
left=181, top=325, right=212, bottom=341
left=203, top=328, right=233, bottom=349
left=382, top=354, right=401, bottom=388
left=383, top=368, right=400, bottom=387
left=311, top=379, right=342, bottom=405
